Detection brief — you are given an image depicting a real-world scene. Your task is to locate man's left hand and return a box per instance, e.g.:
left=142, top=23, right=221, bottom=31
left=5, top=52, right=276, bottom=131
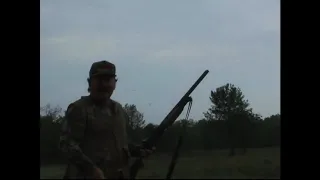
left=140, top=146, right=156, bottom=158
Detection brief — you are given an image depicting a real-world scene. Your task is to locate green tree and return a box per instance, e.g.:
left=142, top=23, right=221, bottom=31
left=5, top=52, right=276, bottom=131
left=263, top=114, right=281, bottom=146
left=143, top=123, right=157, bottom=137
left=123, top=103, right=146, bottom=143
left=40, top=104, right=63, bottom=122
left=203, top=83, right=253, bottom=156
left=40, top=104, right=65, bottom=165
left=204, top=83, right=251, bottom=121
left=123, top=103, right=146, bottom=129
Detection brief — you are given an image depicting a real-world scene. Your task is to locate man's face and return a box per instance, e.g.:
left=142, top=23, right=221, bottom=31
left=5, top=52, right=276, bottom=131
left=90, top=75, right=116, bottom=100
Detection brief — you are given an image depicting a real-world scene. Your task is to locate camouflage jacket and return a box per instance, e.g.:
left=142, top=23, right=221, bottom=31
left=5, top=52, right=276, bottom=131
left=59, top=96, right=131, bottom=179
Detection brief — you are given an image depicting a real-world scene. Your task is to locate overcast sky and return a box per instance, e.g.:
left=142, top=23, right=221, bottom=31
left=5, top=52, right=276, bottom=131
left=40, top=0, right=280, bottom=124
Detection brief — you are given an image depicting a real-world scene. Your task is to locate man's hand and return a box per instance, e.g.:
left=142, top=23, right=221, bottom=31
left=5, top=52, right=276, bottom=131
left=128, top=143, right=156, bottom=158
left=92, top=166, right=105, bottom=179
left=140, top=146, right=156, bottom=158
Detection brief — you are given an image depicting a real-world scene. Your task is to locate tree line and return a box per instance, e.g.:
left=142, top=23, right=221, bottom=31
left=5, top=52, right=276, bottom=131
left=40, top=83, right=280, bottom=165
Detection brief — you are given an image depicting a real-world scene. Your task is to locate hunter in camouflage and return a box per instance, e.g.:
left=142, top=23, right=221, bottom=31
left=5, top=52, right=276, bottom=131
left=59, top=60, right=154, bottom=179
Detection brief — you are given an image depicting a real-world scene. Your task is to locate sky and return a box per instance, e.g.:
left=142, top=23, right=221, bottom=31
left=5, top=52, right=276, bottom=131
left=40, top=0, right=280, bottom=124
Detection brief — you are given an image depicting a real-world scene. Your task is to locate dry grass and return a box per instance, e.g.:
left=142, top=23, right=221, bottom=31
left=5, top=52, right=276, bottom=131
left=40, top=147, right=280, bottom=179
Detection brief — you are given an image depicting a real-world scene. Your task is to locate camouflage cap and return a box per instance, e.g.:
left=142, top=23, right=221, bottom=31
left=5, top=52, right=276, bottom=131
left=89, top=60, right=116, bottom=77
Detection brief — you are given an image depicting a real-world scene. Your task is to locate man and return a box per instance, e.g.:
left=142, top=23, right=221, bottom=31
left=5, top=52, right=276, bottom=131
left=59, top=60, right=154, bottom=179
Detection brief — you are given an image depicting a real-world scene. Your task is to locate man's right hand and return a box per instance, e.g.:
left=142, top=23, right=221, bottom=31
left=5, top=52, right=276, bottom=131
left=92, top=166, right=105, bottom=179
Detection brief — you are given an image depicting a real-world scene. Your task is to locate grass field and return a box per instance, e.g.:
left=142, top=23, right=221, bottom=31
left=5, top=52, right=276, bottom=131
left=40, top=147, right=280, bottom=179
